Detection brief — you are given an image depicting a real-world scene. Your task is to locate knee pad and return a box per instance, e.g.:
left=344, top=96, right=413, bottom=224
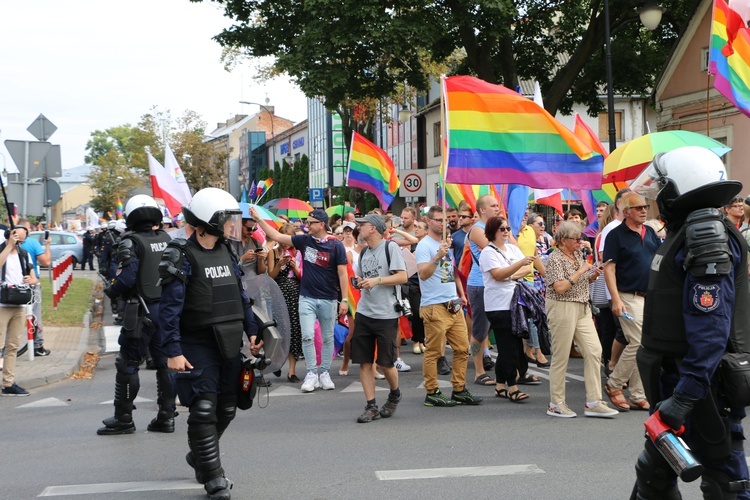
left=635, top=440, right=679, bottom=494
left=187, top=394, right=218, bottom=427
left=115, top=353, right=139, bottom=375
left=701, top=468, right=744, bottom=500
left=216, top=395, right=237, bottom=426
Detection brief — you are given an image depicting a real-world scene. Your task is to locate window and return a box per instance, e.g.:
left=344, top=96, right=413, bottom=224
left=701, top=47, right=710, bottom=72
left=433, top=122, right=442, bottom=157
left=598, top=112, right=623, bottom=141
left=64, top=235, right=77, bottom=245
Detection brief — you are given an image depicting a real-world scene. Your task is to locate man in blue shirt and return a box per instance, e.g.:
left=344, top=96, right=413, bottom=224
left=19, top=218, right=51, bottom=356
left=415, top=206, right=482, bottom=407
left=251, top=207, right=348, bottom=393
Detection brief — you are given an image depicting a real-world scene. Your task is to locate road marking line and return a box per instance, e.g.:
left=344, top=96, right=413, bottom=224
left=99, top=396, right=153, bottom=405
left=375, top=464, right=545, bottom=481
left=39, top=479, right=202, bottom=496
left=16, top=397, right=68, bottom=408
left=341, top=381, right=389, bottom=393
left=268, top=386, right=305, bottom=397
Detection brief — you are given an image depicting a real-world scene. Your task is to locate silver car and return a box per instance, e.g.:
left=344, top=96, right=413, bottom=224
left=28, top=231, right=84, bottom=267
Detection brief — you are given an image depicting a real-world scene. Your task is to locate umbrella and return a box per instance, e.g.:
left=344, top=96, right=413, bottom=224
left=238, top=203, right=283, bottom=228
left=263, top=198, right=314, bottom=219
left=326, top=205, right=355, bottom=217
left=603, top=131, right=731, bottom=183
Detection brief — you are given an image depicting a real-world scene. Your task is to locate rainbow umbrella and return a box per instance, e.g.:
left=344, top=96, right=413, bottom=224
left=326, top=205, right=355, bottom=217
left=263, top=198, right=314, bottom=219
left=239, top=202, right=283, bottom=228
left=603, top=131, right=731, bottom=183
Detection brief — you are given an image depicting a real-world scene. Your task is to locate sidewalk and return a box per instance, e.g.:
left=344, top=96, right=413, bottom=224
left=13, top=312, right=96, bottom=390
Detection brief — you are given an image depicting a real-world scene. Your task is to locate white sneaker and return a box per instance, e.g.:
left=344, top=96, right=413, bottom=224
left=412, top=344, right=422, bottom=355
left=394, top=358, right=411, bottom=372
left=319, top=371, right=335, bottom=390
left=584, top=401, right=619, bottom=418
left=301, top=372, right=319, bottom=393
left=547, top=402, right=577, bottom=418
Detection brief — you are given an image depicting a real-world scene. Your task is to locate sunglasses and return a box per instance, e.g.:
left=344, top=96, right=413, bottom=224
left=498, top=226, right=511, bottom=232
left=535, top=221, right=545, bottom=226
left=459, top=215, right=472, bottom=219
left=628, top=205, right=649, bottom=211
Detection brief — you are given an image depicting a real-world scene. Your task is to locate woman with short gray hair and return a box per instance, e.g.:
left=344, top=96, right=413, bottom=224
left=545, top=221, right=618, bottom=418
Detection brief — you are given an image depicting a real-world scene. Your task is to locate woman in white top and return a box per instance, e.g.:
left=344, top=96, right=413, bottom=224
left=479, top=216, right=535, bottom=403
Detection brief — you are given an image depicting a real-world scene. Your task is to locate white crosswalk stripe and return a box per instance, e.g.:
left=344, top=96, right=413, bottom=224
left=39, top=479, right=202, bottom=496
left=16, top=397, right=69, bottom=408
left=375, top=464, right=545, bottom=480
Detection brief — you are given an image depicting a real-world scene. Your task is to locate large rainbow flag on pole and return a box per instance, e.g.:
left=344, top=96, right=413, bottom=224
left=346, top=131, right=400, bottom=210
left=443, top=75, right=602, bottom=189
left=709, top=0, right=750, bottom=117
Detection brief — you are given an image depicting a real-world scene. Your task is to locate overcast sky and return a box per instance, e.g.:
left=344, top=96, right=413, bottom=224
left=0, top=0, right=307, bottom=172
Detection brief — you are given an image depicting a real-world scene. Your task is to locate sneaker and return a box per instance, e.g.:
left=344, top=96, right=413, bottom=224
left=318, top=371, right=335, bottom=390
left=301, top=372, right=319, bottom=393
left=584, top=400, right=619, bottom=418
left=424, top=389, right=456, bottom=407
left=437, top=356, right=452, bottom=375
left=380, top=394, right=401, bottom=418
left=452, top=388, right=483, bottom=405
left=394, top=358, right=411, bottom=372
left=412, top=343, right=422, bottom=355
left=1, top=383, right=30, bottom=397
left=34, top=347, right=51, bottom=357
left=357, top=405, right=381, bottom=423
left=547, top=401, right=577, bottom=418
left=483, top=355, right=495, bottom=371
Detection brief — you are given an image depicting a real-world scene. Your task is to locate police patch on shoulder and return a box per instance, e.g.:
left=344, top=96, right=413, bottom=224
left=692, top=284, right=720, bottom=313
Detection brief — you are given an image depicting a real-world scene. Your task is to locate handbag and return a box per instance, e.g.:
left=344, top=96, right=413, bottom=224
left=0, top=249, right=32, bottom=305
left=589, top=274, right=609, bottom=308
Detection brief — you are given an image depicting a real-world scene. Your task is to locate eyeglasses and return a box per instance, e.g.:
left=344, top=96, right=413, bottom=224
left=565, top=237, right=583, bottom=242
left=431, top=218, right=444, bottom=223
left=308, top=220, right=324, bottom=226
left=629, top=205, right=649, bottom=211
left=535, top=221, right=545, bottom=226
left=498, top=226, right=511, bottom=232
left=729, top=204, right=744, bottom=209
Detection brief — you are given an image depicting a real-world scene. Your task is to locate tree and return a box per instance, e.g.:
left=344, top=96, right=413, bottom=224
left=195, top=0, right=694, bottom=117
left=85, top=108, right=229, bottom=213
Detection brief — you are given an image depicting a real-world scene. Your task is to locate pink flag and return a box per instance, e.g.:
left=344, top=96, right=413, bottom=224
left=164, top=144, right=193, bottom=204
left=148, top=152, right=185, bottom=218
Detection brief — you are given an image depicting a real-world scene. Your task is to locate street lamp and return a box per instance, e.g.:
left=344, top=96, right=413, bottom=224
left=239, top=99, right=276, bottom=170
left=604, top=1, right=665, bottom=153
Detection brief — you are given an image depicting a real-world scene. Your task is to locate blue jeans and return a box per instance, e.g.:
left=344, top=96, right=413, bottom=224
left=298, top=296, right=337, bottom=372
left=525, top=318, right=540, bottom=350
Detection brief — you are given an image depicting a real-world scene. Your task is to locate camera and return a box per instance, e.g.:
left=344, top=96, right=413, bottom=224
left=349, top=276, right=361, bottom=289
left=394, top=298, right=412, bottom=318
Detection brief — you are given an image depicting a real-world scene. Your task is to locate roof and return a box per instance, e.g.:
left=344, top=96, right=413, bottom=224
left=53, top=164, right=93, bottom=183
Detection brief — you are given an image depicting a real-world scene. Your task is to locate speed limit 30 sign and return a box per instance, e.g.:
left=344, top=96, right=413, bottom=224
left=399, top=170, right=426, bottom=197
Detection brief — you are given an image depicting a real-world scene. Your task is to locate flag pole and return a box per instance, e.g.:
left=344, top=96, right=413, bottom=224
left=440, top=76, right=448, bottom=242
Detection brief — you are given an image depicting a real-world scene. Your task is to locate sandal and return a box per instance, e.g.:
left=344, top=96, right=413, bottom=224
left=494, top=388, right=508, bottom=398
left=507, top=390, right=529, bottom=403
left=629, top=398, right=650, bottom=411
left=475, top=373, right=495, bottom=386
left=517, top=374, right=541, bottom=385
left=604, top=384, right=630, bottom=412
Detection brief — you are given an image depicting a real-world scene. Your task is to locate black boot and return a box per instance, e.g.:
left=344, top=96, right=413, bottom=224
left=204, top=476, right=232, bottom=499
left=148, top=369, right=176, bottom=433
left=97, top=372, right=139, bottom=435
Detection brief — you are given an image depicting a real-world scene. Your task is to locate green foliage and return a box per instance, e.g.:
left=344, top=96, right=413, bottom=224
left=253, top=155, right=310, bottom=202
left=197, top=0, right=694, bottom=117
left=85, top=108, right=229, bottom=213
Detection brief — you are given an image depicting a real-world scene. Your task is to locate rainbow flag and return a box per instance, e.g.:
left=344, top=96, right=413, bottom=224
left=346, top=132, right=400, bottom=210
left=346, top=263, right=361, bottom=317
left=710, top=0, right=750, bottom=117
left=116, top=198, right=124, bottom=218
left=443, top=75, right=602, bottom=189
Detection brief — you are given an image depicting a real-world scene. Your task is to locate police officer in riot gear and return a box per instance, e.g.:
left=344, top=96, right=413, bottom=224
left=158, top=188, right=259, bottom=500
left=98, top=195, right=174, bottom=436
left=630, top=146, right=750, bottom=499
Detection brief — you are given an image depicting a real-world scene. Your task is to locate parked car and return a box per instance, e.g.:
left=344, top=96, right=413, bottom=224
left=28, top=231, right=84, bottom=267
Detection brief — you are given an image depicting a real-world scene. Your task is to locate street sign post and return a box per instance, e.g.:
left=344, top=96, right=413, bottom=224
left=309, top=188, right=324, bottom=202
left=26, top=114, right=57, bottom=142
left=398, top=170, right=426, bottom=198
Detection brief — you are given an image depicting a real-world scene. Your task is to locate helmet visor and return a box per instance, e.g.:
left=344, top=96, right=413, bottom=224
left=222, top=212, right=243, bottom=241
left=630, top=159, right=667, bottom=200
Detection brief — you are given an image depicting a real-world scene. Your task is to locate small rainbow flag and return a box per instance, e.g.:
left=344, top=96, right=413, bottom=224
left=709, top=0, right=750, bottom=117
left=116, top=198, right=124, bottom=218
left=346, top=263, right=361, bottom=317
left=443, top=75, right=602, bottom=189
left=346, top=132, right=400, bottom=210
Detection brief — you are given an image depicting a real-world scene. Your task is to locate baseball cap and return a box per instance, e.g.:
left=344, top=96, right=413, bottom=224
left=307, top=209, right=330, bottom=229
left=341, top=221, right=356, bottom=230
left=355, top=214, right=386, bottom=234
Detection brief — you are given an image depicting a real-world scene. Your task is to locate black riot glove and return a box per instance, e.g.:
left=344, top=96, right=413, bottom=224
left=103, top=287, right=116, bottom=301
left=656, top=392, right=698, bottom=431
